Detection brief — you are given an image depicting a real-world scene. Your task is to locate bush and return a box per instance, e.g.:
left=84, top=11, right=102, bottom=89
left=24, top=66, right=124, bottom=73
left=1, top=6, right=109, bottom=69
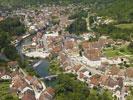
left=128, top=42, right=133, bottom=53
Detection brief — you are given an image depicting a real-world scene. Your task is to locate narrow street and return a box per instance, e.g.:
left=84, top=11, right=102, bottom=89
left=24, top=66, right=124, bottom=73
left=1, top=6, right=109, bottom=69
left=19, top=67, right=46, bottom=99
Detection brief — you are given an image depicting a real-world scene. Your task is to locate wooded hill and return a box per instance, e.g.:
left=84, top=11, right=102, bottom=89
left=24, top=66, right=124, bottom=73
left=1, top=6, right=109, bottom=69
left=0, top=0, right=115, bottom=9
left=98, top=0, right=133, bottom=22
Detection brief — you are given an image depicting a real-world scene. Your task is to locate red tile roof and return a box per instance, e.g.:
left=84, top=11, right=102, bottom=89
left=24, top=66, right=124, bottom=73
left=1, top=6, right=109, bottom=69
left=64, top=40, right=77, bottom=50
left=79, top=72, right=84, bottom=79
left=52, top=45, right=62, bottom=53
left=45, top=87, right=55, bottom=96
left=107, top=65, right=120, bottom=76
left=12, top=75, right=29, bottom=91
left=39, top=87, right=55, bottom=100
left=8, top=61, right=18, bottom=67
left=73, top=65, right=82, bottom=72
left=90, top=74, right=101, bottom=86
left=126, top=67, right=133, bottom=78
left=84, top=48, right=101, bottom=60
left=22, top=90, right=36, bottom=100
left=100, top=75, right=118, bottom=88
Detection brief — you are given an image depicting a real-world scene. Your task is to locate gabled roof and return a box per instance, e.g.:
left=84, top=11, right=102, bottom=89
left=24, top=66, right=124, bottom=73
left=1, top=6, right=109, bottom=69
left=64, top=39, right=77, bottom=50
left=107, top=65, right=120, bottom=76
left=22, top=90, right=36, bottom=100
left=104, top=77, right=118, bottom=88
left=26, top=75, right=43, bottom=90
left=12, top=75, right=29, bottom=91
left=52, top=45, right=62, bottom=53
left=39, top=87, right=55, bottom=100
left=100, top=75, right=118, bottom=88
left=126, top=67, right=133, bottom=78
left=82, top=41, right=90, bottom=49
left=90, top=74, right=101, bottom=86
left=8, top=61, right=18, bottom=67
left=73, top=65, right=82, bottom=72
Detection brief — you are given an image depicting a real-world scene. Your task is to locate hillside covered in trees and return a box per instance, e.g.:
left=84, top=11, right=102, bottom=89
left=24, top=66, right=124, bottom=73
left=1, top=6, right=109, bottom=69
left=1, top=0, right=131, bottom=21
left=0, top=0, right=115, bottom=9
left=93, top=0, right=133, bottom=41
left=98, top=0, right=133, bottom=22
left=1, top=0, right=133, bottom=22
left=0, top=17, right=25, bottom=60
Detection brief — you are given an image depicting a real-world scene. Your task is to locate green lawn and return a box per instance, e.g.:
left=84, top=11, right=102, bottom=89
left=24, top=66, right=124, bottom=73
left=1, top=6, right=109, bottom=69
left=115, top=23, right=133, bottom=29
left=0, top=81, right=19, bottom=100
left=119, top=45, right=133, bottom=55
left=103, top=44, right=133, bottom=58
left=103, top=48, right=122, bottom=57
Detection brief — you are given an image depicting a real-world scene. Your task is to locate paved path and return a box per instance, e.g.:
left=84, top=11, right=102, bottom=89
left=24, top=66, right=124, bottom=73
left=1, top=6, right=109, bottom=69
left=69, top=56, right=103, bottom=75
left=19, top=68, right=27, bottom=76
left=120, top=86, right=125, bottom=100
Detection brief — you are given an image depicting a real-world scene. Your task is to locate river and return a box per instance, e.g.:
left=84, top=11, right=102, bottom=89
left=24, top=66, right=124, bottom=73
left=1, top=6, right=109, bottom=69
left=33, top=59, right=49, bottom=77
left=32, top=59, right=58, bottom=87
left=16, top=35, right=57, bottom=87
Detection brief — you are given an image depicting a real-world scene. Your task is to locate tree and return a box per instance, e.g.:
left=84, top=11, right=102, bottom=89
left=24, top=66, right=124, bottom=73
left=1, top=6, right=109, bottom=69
left=0, top=17, right=25, bottom=60
left=128, top=41, right=133, bottom=53
left=54, top=74, right=113, bottom=100
left=0, top=17, right=26, bottom=36
left=55, top=74, right=89, bottom=100
left=69, top=10, right=88, bottom=19
left=49, top=59, right=62, bottom=74
left=89, top=16, right=94, bottom=26
left=126, top=87, right=133, bottom=100
left=129, top=12, right=133, bottom=22
left=4, top=45, right=19, bottom=60
left=0, top=31, right=11, bottom=50
left=67, top=18, right=88, bottom=35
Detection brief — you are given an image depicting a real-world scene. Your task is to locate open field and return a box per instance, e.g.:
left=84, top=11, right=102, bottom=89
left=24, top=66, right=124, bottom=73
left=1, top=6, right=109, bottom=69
left=115, top=23, right=133, bottom=29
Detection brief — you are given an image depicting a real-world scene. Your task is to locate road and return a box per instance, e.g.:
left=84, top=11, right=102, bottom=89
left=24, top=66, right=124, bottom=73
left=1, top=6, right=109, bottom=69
left=19, top=68, right=27, bottom=76
left=69, top=56, right=103, bottom=75
left=120, top=86, right=125, bottom=100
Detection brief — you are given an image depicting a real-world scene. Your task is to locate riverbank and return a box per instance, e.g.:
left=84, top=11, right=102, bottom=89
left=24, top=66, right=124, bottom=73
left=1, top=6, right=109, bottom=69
left=25, top=51, right=50, bottom=59
left=15, top=24, right=59, bottom=88
left=31, top=59, right=60, bottom=87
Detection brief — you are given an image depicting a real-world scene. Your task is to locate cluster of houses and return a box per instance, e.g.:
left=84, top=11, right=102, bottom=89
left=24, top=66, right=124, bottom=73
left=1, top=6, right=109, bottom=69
left=0, top=61, right=55, bottom=100
left=1, top=5, right=132, bottom=100
left=21, top=6, right=73, bottom=59
left=18, top=24, right=132, bottom=100
left=52, top=34, right=133, bottom=99
left=15, top=6, right=71, bottom=34
left=58, top=51, right=133, bottom=99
